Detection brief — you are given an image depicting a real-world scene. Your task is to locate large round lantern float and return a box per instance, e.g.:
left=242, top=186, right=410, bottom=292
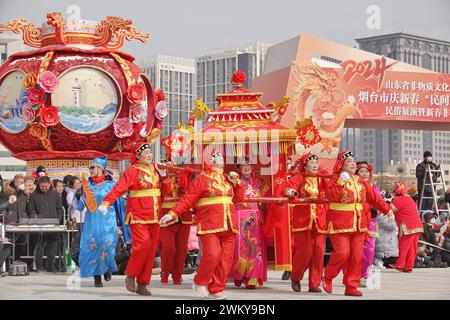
left=0, top=12, right=166, bottom=178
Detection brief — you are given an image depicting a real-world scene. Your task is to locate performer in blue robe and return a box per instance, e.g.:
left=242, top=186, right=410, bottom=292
left=77, top=156, right=130, bottom=287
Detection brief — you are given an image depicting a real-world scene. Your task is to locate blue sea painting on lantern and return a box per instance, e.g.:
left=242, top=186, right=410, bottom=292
left=0, top=70, right=28, bottom=133
left=52, top=67, right=119, bottom=134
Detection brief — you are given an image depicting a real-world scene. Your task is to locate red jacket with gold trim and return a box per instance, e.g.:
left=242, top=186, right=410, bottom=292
left=161, top=175, right=194, bottom=227
left=286, top=173, right=328, bottom=233
left=102, top=162, right=161, bottom=224
left=168, top=167, right=244, bottom=235
left=325, top=174, right=391, bottom=234
left=390, top=195, right=423, bottom=236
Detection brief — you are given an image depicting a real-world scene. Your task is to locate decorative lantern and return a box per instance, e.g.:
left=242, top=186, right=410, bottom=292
left=0, top=12, right=166, bottom=178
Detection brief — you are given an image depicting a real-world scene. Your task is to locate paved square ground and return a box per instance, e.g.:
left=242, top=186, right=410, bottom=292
left=0, top=268, right=449, bottom=300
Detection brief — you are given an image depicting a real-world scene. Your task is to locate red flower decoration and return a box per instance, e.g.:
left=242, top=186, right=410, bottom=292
left=231, top=70, right=246, bottom=84
left=28, top=87, right=46, bottom=106
left=38, top=106, right=59, bottom=127
left=127, top=83, right=146, bottom=103
left=155, top=89, right=165, bottom=102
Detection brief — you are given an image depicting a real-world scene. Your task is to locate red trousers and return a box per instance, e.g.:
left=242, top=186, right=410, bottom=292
left=194, top=228, right=236, bottom=294
left=324, top=232, right=365, bottom=289
left=126, top=223, right=160, bottom=285
left=159, top=223, right=191, bottom=281
left=397, top=233, right=420, bottom=269
left=291, top=228, right=326, bottom=288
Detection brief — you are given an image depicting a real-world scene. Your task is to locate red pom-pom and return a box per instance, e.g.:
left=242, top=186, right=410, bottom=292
left=155, top=89, right=165, bottom=102
left=231, top=70, right=246, bottom=84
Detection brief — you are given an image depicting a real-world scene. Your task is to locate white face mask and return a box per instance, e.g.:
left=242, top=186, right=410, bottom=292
left=38, top=172, right=46, bottom=177
left=18, top=184, right=25, bottom=191
left=425, top=156, right=432, bottom=162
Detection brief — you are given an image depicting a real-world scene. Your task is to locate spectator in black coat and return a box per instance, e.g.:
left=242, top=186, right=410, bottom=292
left=28, top=176, right=64, bottom=272
left=416, top=151, right=440, bottom=211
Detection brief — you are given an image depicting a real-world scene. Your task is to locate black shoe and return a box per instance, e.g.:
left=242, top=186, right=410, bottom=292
left=94, top=276, right=103, bottom=287
left=104, top=271, right=112, bottom=281
left=282, top=271, right=291, bottom=280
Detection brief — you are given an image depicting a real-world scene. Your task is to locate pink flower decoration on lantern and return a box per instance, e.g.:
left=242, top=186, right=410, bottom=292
left=155, top=101, right=168, bottom=120
left=22, top=104, right=36, bottom=123
left=113, top=117, right=133, bottom=138
left=37, top=71, right=59, bottom=93
left=131, top=102, right=146, bottom=123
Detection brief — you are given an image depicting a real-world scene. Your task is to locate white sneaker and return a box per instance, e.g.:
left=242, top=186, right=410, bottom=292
left=152, top=268, right=161, bottom=275
left=375, top=260, right=386, bottom=269
left=192, top=283, right=209, bottom=298
left=209, top=292, right=228, bottom=300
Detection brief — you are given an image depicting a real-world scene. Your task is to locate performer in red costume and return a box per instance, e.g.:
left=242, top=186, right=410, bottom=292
left=159, top=164, right=193, bottom=285
left=265, top=155, right=300, bottom=280
left=323, top=151, right=393, bottom=296
left=160, top=151, right=244, bottom=300
left=98, top=143, right=161, bottom=296
left=285, top=153, right=328, bottom=293
left=389, top=182, right=423, bottom=272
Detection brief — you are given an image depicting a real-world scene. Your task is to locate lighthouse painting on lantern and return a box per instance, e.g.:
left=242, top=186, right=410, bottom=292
left=52, top=67, right=120, bottom=134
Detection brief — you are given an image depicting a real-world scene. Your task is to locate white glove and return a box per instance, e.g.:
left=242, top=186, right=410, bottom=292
left=285, top=188, right=299, bottom=198
left=159, top=213, right=174, bottom=225
left=339, top=172, right=351, bottom=181
left=228, top=171, right=239, bottom=182
left=98, top=205, right=108, bottom=214
left=8, top=195, right=17, bottom=204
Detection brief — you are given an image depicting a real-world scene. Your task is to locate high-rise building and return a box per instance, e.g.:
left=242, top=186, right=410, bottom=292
left=342, top=33, right=450, bottom=171
left=196, top=42, right=271, bottom=107
left=0, top=32, right=27, bottom=179
left=139, top=55, right=196, bottom=159
left=0, top=32, right=25, bottom=64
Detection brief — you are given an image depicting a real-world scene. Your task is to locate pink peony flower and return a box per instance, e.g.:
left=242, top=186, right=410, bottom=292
left=113, top=117, right=133, bottom=138
left=22, top=104, right=36, bottom=123
left=37, top=71, right=59, bottom=93
left=155, top=101, right=168, bottom=120
left=130, top=102, right=146, bottom=123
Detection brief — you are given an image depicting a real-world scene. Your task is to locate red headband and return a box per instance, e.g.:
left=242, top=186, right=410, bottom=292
left=356, top=162, right=374, bottom=175
left=333, top=151, right=354, bottom=174
left=298, top=153, right=318, bottom=171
